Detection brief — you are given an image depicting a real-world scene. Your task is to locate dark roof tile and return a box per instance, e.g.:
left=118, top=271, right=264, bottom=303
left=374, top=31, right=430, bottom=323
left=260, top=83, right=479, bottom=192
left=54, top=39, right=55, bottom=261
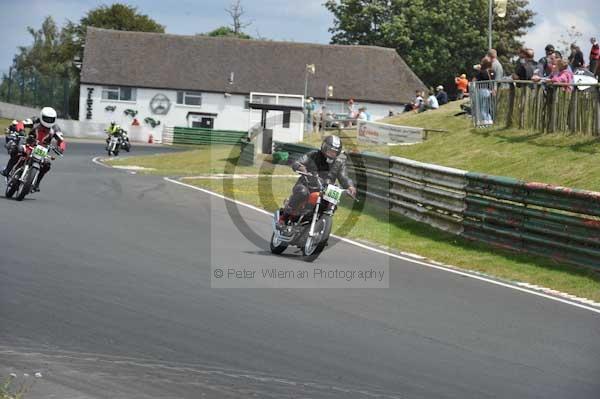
left=81, top=27, right=426, bottom=104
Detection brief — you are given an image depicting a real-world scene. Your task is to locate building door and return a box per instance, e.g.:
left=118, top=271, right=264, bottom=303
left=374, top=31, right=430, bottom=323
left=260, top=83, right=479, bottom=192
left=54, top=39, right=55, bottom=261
left=188, top=113, right=216, bottom=129
left=200, top=117, right=214, bottom=129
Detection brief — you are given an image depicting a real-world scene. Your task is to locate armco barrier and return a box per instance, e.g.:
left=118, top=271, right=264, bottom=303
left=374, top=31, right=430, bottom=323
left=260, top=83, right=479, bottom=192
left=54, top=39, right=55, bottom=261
left=172, top=127, right=247, bottom=145
left=463, top=174, right=600, bottom=268
left=266, top=141, right=600, bottom=268
left=388, top=156, right=466, bottom=234
left=345, top=153, right=466, bottom=234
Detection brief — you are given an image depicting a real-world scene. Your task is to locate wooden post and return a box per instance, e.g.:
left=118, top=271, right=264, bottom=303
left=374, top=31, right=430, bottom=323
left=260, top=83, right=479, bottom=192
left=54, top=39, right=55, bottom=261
left=506, top=83, right=515, bottom=128
left=550, top=87, right=558, bottom=133
left=569, top=89, right=578, bottom=134
left=595, top=87, right=600, bottom=136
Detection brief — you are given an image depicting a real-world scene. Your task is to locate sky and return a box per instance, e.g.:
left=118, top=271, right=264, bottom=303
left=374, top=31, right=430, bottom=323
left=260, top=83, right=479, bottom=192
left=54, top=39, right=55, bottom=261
left=0, top=0, right=598, bottom=75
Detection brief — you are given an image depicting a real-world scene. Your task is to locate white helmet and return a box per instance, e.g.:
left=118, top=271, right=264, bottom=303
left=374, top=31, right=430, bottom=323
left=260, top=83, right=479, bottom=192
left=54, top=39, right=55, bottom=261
left=23, top=118, right=33, bottom=128
left=40, top=107, right=57, bottom=128
left=11, top=120, right=17, bottom=125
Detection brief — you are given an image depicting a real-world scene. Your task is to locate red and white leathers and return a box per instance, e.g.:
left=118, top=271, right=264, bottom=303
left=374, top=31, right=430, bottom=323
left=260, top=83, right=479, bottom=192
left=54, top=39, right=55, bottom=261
left=2, top=120, right=66, bottom=187
left=30, top=121, right=66, bottom=152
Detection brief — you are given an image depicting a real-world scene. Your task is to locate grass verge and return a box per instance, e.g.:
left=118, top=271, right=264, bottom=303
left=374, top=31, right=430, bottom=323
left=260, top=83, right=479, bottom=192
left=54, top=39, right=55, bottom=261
left=186, top=175, right=600, bottom=302
left=107, top=144, right=292, bottom=176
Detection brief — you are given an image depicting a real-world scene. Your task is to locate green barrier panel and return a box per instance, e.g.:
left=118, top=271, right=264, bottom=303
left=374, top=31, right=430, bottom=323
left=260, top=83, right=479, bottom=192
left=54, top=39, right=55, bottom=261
left=466, top=172, right=600, bottom=217
left=173, top=127, right=247, bottom=146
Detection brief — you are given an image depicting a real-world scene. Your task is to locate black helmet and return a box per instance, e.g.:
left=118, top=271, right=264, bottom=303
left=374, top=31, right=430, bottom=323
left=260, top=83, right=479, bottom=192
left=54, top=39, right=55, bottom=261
left=321, top=135, right=342, bottom=164
left=544, top=44, right=555, bottom=53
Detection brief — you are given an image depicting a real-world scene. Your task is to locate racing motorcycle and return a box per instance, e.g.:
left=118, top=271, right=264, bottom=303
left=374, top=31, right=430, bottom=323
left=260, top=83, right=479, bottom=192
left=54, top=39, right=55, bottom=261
left=120, top=129, right=131, bottom=152
left=5, top=129, right=25, bottom=154
left=5, top=142, right=62, bottom=201
left=270, top=171, right=356, bottom=262
left=106, top=133, right=123, bottom=156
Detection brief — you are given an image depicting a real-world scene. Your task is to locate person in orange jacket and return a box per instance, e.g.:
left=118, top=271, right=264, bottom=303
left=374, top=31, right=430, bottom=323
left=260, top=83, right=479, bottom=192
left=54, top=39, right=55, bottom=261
left=455, top=74, right=469, bottom=99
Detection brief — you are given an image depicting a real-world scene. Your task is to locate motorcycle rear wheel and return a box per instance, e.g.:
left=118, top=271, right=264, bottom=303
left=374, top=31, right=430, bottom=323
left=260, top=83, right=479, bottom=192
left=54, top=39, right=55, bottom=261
left=5, top=170, right=20, bottom=199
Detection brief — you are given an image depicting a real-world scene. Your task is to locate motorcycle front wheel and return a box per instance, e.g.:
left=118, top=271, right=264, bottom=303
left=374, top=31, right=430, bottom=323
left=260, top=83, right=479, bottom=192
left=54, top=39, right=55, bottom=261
left=16, top=168, right=35, bottom=201
left=302, top=215, right=332, bottom=262
left=270, top=232, right=288, bottom=254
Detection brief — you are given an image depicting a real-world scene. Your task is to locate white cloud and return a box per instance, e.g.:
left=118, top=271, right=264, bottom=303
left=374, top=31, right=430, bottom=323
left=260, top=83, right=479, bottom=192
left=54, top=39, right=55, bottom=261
left=524, top=2, right=599, bottom=63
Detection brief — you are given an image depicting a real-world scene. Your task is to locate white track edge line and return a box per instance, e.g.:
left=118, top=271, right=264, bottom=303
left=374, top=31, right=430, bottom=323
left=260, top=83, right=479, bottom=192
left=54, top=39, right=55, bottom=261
left=92, top=156, right=112, bottom=168
left=163, top=177, right=600, bottom=316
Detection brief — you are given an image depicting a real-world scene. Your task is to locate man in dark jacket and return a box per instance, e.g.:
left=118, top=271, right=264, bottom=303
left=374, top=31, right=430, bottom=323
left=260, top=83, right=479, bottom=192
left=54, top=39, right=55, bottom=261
left=435, top=85, right=448, bottom=105
left=279, top=135, right=356, bottom=224
left=569, top=43, right=585, bottom=70
left=513, top=48, right=538, bottom=82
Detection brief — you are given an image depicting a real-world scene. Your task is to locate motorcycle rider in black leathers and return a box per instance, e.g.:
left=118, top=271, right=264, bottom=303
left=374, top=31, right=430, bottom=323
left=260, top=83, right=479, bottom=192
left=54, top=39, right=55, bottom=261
left=279, top=135, right=357, bottom=224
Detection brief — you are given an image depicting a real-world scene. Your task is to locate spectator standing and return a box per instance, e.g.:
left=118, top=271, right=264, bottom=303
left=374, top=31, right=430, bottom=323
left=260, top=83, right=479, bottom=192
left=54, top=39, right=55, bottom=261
left=346, top=98, right=357, bottom=118
left=568, top=43, right=585, bottom=70
left=455, top=74, right=469, bottom=99
left=305, top=97, right=315, bottom=127
left=473, top=57, right=495, bottom=124
left=590, top=37, right=599, bottom=77
left=435, top=85, right=448, bottom=105
left=487, top=49, right=504, bottom=80
left=550, top=59, right=574, bottom=91
left=538, top=44, right=555, bottom=75
left=513, top=48, right=538, bottom=81
left=312, top=105, right=321, bottom=134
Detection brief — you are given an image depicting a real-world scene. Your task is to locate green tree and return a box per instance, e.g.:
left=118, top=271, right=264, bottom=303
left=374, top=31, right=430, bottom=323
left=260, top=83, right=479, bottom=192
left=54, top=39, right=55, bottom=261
left=0, top=16, right=74, bottom=115
left=325, top=0, right=534, bottom=89
left=200, top=26, right=252, bottom=39
left=64, top=3, right=165, bottom=64
left=1, top=3, right=165, bottom=118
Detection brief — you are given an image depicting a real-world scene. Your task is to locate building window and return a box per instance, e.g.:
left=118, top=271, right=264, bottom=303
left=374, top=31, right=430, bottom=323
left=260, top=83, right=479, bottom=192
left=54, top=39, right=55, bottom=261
left=282, top=110, right=291, bottom=128
left=177, top=91, right=202, bottom=106
left=244, top=95, right=250, bottom=109
left=101, top=86, right=136, bottom=101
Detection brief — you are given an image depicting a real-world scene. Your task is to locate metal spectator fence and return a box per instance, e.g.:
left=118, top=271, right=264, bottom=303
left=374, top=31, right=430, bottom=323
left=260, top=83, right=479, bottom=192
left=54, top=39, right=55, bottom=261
left=0, top=69, right=76, bottom=118
left=469, top=80, right=498, bottom=127
left=272, top=143, right=600, bottom=269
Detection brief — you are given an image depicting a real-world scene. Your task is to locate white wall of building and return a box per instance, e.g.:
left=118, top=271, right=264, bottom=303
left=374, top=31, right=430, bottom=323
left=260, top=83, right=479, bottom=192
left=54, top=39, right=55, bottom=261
left=79, top=85, right=406, bottom=144
left=79, top=84, right=305, bottom=143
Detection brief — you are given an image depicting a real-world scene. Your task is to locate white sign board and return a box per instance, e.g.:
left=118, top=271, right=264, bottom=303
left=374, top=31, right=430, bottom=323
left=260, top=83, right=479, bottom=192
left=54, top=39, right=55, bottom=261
left=357, top=120, right=423, bottom=145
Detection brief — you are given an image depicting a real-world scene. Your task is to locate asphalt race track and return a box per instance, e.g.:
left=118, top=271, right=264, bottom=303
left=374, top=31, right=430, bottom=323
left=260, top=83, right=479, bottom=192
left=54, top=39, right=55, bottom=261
left=1, top=141, right=599, bottom=398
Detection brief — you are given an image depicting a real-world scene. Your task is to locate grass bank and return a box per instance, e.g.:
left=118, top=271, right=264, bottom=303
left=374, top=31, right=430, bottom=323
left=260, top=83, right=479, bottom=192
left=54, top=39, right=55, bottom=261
left=305, top=100, right=600, bottom=191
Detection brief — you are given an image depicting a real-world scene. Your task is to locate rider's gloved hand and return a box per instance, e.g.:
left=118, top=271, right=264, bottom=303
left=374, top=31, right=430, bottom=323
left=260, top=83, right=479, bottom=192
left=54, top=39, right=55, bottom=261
left=347, top=186, right=357, bottom=197
left=297, top=165, right=307, bottom=173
